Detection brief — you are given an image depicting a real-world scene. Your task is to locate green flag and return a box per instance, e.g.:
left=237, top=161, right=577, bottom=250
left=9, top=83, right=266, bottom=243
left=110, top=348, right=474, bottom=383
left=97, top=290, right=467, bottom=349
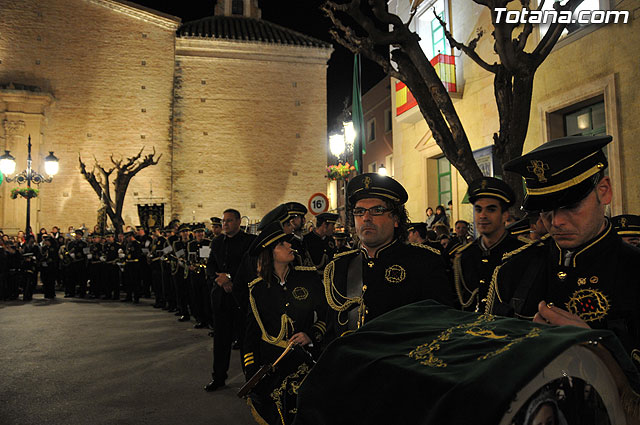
left=352, top=53, right=365, bottom=174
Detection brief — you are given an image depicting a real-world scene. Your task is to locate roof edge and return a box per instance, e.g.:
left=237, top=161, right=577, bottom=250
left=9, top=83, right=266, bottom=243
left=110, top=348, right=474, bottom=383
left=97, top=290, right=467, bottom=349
left=89, top=0, right=182, bottom=30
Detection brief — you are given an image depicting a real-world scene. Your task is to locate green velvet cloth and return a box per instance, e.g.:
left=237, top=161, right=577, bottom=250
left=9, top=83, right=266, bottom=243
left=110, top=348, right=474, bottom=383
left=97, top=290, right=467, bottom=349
left=294, top=300, right=639, bottom=425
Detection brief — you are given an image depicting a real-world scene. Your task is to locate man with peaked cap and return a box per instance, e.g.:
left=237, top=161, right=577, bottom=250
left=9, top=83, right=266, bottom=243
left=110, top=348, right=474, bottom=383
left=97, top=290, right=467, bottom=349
left=173, top=223, right=193, bottom=322
left=452, top=177, right=527, bottom=312
left=323, top=173, right=453, bottom=343
left=332, top=231, right=351, bottom=255
left=102, top=231, right=121, bottom=300
left=187, top=224, right=211, bottom=329
left=612, top=214, right=640, bottom=248
left=488, top=135, right=640, bottom=365
left=66, top=228, right=89, bottom=298
left=123, top=230, right=143, bottom=303
left=149, top=226, right=169, bottom=309
left=205, top=208, right=256, bottom=391
left=210, top=217, right=223, bottom=239
left=284, top=202, right=313, bottom=267
left=87, top=231, right=105, bottom=298
left=303, top=212, right=338, bottom=272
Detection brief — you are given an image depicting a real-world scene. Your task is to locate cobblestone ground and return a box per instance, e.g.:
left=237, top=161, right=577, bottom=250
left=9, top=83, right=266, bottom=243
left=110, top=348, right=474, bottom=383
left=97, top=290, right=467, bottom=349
left=0, top=291, right=255, bottom=425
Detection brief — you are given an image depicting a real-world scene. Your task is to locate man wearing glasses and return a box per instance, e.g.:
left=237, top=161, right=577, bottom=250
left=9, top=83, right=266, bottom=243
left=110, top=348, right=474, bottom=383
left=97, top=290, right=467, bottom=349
left=322, top=173, right=453, bottom=342
left=489, top=136, right=640, bottom=364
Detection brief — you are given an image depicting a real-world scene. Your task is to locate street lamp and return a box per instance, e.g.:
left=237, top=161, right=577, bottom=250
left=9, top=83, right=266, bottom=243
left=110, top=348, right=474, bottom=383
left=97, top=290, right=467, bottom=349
left=377, top=164, right=388, bottom=176
left=329, top=134, right=346, bottom=158
left=0, top=135, right=59, bottom=235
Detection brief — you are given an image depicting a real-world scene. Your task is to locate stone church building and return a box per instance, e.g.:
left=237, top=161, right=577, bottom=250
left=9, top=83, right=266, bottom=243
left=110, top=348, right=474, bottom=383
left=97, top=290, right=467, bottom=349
left=0, top=0, right=332, bottom=233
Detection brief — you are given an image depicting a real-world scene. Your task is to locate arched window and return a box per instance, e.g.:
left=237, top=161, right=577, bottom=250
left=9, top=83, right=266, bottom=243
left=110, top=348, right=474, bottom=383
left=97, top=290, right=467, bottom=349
left=232, top=0, right=244, bottom=15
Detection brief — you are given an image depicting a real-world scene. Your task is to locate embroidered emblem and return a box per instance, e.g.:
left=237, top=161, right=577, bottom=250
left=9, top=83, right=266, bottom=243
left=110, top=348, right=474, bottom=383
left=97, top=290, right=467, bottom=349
left=292, top=286, right=309, bottom=301
left=384, top=264, right=406, bottom=284
left=557, top=271, right=567, bottom=281
left=621, top=217, right=627, bottom=228
left=577, top=277, right=587, bottom=286
left=465, top=328, right=507, bottom=339
left=367, top=261, right=374, bottom=268
left=527, top=160, right=550, bottom=183
left=408, top=315, right=541, bottom=368
left=480, top=179, right=488, bottom=189
left=566, top=288, right=610, bottom=322
left=589, top=276, right=599, bottom=284
left=363, top=176, right=372, bottom=189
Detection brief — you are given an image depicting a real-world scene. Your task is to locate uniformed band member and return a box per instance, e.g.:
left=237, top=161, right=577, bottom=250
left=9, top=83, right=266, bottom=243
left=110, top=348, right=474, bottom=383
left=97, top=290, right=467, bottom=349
left=136, top=226, right=153, bottom=298
left=284, top=202, right=312, bottom=266
left=123, top=230, right=143, bottom=303
left=66, top=229, right=88, bottom=298
left=243, top=221, right=325, bottom=425
left=102, top=231, right=121, bottom=300
left=612, top=214, right=640, bottom=247
left=210, top=217, right=223, bottom=239
left=87, top=232, right=104, bottom=298
left=489, top=135, right=640, bottom=364
left=332, top=231, right=351, bottom=255
left=187, top=224, right=211, bottom=329
left=149, top=227, right=168, bottom=309
left=205, top=209, right=256, bottom=391
left=303, top=212, right=338, bottom=271
left=452, top=177, right=526, bottom=312
left=173, top=223, right=192, bottom=321
left=40, top=236, right=58, bottom=299
left=323, top=173, right=453, bottom=341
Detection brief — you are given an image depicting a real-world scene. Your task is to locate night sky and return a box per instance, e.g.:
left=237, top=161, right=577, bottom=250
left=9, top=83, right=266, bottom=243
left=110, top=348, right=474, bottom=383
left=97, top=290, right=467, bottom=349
left=132, top=0, right=386, bottom=132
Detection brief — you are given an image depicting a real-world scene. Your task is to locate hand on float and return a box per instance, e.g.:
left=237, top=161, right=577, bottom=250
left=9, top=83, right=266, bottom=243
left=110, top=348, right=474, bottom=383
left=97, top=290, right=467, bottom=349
left=533, top=300, right=590, bottom=329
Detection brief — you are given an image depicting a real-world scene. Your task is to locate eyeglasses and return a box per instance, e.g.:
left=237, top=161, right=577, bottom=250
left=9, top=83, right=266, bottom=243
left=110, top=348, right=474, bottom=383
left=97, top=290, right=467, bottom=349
left=352, top=206, right=392, bottom=217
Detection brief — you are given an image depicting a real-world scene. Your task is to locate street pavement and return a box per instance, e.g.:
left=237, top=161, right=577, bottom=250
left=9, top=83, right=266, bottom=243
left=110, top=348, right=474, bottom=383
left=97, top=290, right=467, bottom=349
left=0, top=292, right=256, bottom=425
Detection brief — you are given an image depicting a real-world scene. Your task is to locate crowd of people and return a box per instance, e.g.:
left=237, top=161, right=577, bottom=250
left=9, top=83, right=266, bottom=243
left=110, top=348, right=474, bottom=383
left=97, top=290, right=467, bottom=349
left=2, top=135, right=639, bottom=424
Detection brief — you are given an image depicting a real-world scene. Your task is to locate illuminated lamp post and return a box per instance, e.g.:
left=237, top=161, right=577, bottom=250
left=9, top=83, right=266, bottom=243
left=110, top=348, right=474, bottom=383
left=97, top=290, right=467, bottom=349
left=0, top=135, right=59, bottom=235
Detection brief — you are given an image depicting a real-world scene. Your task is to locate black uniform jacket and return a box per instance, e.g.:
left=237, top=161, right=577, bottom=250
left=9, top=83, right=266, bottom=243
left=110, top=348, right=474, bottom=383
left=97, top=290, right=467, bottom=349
left=452, top=232, right=526, bottom=312
left=303, top=231, right=335, bottom=270
left=491, top=223, right=640, bottom=361
left=243, top=266, right=327, bottom=372
left=324, top=239, right=454, bottom=341
left=207, top=231, right=256, bottom=308
left=67, top=239, right=88, bottom=263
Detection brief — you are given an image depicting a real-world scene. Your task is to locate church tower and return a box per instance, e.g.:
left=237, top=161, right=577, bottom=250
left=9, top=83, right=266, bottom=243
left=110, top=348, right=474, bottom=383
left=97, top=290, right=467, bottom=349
left=214, top=0, right=262, bottom=19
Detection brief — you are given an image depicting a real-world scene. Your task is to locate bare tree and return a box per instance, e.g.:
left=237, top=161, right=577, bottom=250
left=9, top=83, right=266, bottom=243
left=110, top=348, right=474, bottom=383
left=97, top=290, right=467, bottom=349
left=79, top=147, right=161, bottom=234
left=323, top=0, right=584, bottom=207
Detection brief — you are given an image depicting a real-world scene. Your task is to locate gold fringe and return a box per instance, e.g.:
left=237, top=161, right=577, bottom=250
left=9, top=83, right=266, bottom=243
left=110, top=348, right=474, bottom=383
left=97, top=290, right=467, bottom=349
left=246, top=398, right=270, bottom=425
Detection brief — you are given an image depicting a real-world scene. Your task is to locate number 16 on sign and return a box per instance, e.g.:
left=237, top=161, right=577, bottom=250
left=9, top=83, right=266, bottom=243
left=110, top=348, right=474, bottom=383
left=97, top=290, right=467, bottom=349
left=308, top=193, right=329, bottom=215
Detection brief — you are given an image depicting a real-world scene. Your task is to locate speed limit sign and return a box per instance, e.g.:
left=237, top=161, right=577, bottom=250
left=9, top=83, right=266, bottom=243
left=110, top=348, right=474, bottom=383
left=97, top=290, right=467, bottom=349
left=308, top=193, right=329, bottom=215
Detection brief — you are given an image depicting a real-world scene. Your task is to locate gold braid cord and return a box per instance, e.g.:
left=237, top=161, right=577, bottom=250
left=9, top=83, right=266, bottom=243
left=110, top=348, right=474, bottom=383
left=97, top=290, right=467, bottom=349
left=453, top=253, right=478, bottom=309
left=323, top=260, right=364, bottom=326
left=410, top=242, right=441, bottom=256
left=248, top=277, right=294, bottom=348
left=485, top=234, right=552, bottom=315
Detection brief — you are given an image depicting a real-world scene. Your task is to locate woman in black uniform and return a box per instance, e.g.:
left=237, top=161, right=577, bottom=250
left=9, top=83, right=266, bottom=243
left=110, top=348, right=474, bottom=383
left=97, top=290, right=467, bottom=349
left=243, top=221, right=327, bottom=425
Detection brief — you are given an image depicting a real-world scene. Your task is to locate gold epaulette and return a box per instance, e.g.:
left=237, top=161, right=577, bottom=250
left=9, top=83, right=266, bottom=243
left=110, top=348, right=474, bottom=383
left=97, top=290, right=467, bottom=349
left=294, top=266, right=317, bottom=272
left=248, top=276, right=263, bottom=289
left=333, top=248, right=359, bottom=259
left=501, top=233, right=551, bottom=262
left=451, top=240, right=474, bottom=257
left=517, top=234, right=534, bottom=244
left=410, top=242, right=441, bottom=256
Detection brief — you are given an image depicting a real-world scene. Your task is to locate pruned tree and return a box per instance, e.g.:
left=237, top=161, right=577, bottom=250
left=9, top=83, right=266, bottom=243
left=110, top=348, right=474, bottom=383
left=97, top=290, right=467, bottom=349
left=79, top=147, right=161, bottom=234
left=323, top=0, right=584, bottom=208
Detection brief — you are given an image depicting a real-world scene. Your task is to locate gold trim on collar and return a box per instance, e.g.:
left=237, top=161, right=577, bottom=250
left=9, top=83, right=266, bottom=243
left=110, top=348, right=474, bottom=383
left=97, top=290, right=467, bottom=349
left=572, top=224, right=611, bottom=267
left=374, top=239, right=398, bottom=258
left=526, top=163, right=604, bottom=196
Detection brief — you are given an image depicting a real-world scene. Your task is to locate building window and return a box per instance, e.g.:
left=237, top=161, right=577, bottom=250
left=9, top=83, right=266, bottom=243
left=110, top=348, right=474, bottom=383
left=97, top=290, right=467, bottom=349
left=232, top=0, right=244, bottom=15
left=384, top=108, right=392, bottom=132
left=367, top=118, right=376, bottom=142
left=368, top=162, right=377, bottom=173
left=416, top=0, right=449, bottom=60
left=564, top=102, right=606, bottom=136
left=437, top=156, right=451, bottom=206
